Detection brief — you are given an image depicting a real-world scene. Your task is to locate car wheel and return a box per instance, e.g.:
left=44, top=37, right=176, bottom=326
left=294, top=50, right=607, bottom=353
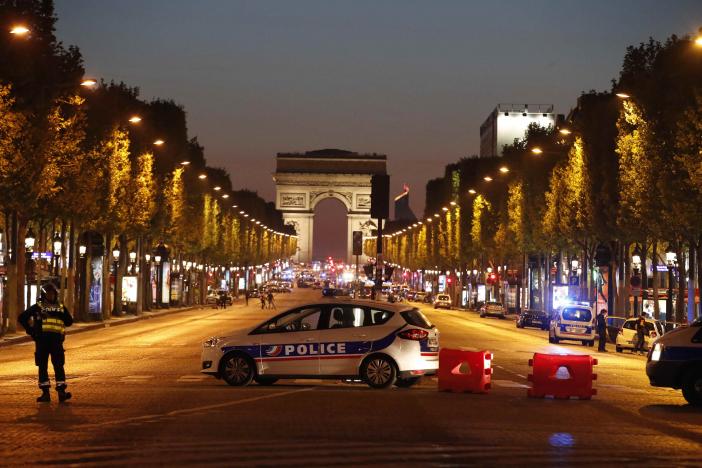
left=361, top=355, right=397, bottom=389
left=220, top=353, right=255, bottom=387
left=681, top=367, right=702, bottom=406
left=394, top=377, right=421, bottom=388
left=550, top=335, right=559, bottom=344
left=616, top=346, right=623, bottom=353
left=480, top=313, right=485, bottom=318
left=588, top=341, right=595, bottom=347
left=254, top=376, right=278, bottom=386
left=582, top=340, right=589, bottom=346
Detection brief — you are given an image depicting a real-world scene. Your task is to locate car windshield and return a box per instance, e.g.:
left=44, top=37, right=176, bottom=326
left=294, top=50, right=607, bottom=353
left=401, top=309, right=433, bottom=329
left=562, top=307, right=592, bottom=322
left=438, top=295, right=449, bottom=300
left=488, top=302, right=502, bottom=306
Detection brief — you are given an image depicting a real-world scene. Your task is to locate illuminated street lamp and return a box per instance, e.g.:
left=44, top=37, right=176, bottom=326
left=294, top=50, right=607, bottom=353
left=559, top=128, right=572, bottom=135
left=632, top=245, right=643, bottom=317
left=531, top=147, right=543, bottom=155
left=615, top=92, right=630, bottom=99
left=9, top=25, right=30, bottom=36
left=665, top=245, right=677, bottom=322
left=52, top=232, right=62, bottom=276
left=180, top=160, right=191, bottom=165
left=153, top=139, right=165, bottom=146
left=483, top=176, right=493, bottom=182
left=112, top=243, right=120, bottom=261
left=78, top=244, right=87, bottom=258
left=25, top=228, right=36, bottom=251
left=80, top=78, right=98, bottom=88
left=128, top=115, right=142, bottom=124
left=198, top=174, right=207, bottom=179
left=499, top=166, right=509, bottom=174
left=468, top=189, right=476, bottom=195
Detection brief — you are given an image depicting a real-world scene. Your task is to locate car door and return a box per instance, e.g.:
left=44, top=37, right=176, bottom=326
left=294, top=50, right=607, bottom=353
left=621, top=320, right=636, bottom=346
left=318, top=304, right=374, bottom=376
left=256, top=305, right=323, bottom=377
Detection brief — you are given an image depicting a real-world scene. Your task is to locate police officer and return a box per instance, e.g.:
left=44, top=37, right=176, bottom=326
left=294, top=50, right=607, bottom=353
left=18, top=283, right=74, bottom=403
left=596, top=308, right=608, bottom=352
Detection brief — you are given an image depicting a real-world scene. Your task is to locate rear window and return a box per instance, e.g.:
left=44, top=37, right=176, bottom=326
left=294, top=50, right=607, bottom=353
left=438, top=295, right=450, bottom=300
left=401, top=309, right=433, bottom=329
left=562, top=307, right=592, bottom=322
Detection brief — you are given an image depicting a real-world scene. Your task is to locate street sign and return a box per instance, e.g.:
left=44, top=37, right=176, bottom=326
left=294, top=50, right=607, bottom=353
left=569, top=276, right=579, bottom=286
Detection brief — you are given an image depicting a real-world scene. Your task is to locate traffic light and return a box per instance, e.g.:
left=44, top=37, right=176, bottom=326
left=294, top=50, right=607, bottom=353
left=370, top=174, right=390, bottom=219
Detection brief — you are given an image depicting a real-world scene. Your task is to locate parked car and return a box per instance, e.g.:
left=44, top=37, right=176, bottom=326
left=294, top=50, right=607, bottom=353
left=616, top=317, right=665, bottom=353
left=413, top=291, right=427, bottom=302
left=516, top=309, right=549, bottom=330
left=433, top=294, right=452, bottom=309
left=480, top=301, right=506, bottom=319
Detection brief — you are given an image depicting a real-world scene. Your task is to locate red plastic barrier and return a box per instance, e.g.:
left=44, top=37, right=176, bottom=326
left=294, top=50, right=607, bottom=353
left=438, top=348, right=492, bottom=393
left=527, top=353, right=597, bottom=400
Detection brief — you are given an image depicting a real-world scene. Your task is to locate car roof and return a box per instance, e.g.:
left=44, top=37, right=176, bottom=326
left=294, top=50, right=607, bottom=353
left=318, top=298, right=416, bottom=312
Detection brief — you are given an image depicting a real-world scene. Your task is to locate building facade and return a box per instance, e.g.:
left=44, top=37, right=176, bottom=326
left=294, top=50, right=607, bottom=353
left=479, top=104, right=558, bottom=158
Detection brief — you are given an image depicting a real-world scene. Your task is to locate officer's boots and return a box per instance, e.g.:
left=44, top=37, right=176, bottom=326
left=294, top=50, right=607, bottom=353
left=36, top=388, right=51, bottom=403
left=57, top=387, right=72, bottom=403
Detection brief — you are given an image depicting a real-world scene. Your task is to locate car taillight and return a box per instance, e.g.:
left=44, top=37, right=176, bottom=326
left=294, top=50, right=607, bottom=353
left=398, top=329, right=428, bottom=341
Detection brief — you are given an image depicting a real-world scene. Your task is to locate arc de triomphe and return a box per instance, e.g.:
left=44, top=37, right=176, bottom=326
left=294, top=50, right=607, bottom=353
left=273, top=149, right=387, bottom=264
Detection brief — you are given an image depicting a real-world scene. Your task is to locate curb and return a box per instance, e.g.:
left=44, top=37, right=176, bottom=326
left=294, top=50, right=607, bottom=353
left=0, top=305, right=199, bottom=348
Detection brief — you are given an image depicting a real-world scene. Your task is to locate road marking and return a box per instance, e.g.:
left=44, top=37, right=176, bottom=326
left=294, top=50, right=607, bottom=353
left=177, top=375, right=209, bottom=382
left=79, top=387, right=314, bottom=429
left=120, top=375, right=154, bottom=382
left=492, top=379, right=529, bottom=388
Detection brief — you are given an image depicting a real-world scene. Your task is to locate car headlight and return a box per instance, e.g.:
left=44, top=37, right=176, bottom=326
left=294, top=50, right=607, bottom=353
left=650, top=343, right=663, bottom=361
left=203, top=337, right=221, bottom=348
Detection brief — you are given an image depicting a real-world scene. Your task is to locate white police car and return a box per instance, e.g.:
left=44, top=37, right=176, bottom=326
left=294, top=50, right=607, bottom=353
left=548, top=304, right=596, bottom=346
left=646, top=317, right=702, bottom=405
left=201, top=300, right=440, bottom=389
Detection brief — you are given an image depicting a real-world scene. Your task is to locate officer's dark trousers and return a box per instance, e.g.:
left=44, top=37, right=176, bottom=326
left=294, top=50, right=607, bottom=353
left=598, top=328, right=607, bottom=351
left=635, top=333, right=645, bottom=352
left=35, top=335, right=66, bottom=389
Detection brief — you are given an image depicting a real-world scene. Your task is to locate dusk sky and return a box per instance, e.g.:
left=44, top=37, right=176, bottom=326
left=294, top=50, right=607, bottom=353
left=55, top=0, right=700, bottom=258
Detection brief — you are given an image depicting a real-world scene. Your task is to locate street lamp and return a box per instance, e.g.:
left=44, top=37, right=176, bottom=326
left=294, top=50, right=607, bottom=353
left=9, top=25, right=30, bottom=36
left=665, top=245, right=677, bottom=323
left=78, top=244, right=87, bottom=258
left=531, top=147, right=543, bottom=155
left=129, top=251, right=137, bottom=274
left=24, top=228, right=36, bottom=307
left=52, top=232, right=62, bottom=276
left=632, top=245, right=642, bottom=317
left=153, top=139, right=165, bottom=146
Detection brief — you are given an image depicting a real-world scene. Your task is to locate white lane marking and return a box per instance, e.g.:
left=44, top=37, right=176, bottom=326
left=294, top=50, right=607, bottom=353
left=492, top=379, right=529, bottom=388
left=177, top=375, right=209, bottom=382
left=79, top=387, right=314, bottom=429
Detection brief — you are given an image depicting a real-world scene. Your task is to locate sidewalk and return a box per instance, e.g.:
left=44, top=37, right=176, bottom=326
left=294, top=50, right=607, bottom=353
left=0, top=304, right=202, bottom=348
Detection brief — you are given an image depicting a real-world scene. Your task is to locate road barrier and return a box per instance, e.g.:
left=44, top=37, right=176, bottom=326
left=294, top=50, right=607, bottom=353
left=527, top=353, right=597, bottom=400
left=438, top=348, right=492, bottom=393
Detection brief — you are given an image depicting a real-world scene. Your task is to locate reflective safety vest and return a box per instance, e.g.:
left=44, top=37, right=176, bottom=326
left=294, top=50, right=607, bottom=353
left=39, top=303, right=66, bottom=335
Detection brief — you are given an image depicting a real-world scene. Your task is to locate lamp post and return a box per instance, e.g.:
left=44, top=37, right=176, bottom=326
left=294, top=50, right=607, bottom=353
left=52, top=232, right=62, bottom=277
left=154, top=253, right=162, bottom=308
left=632, top=245, right=642, bottom=317
left=112, top=243, right=120, bottom=315
left=665, top=246, right=677, bottom=323
left=129, top=251, right=137, bottom=275
left=25, top=228, right=36, bottom=307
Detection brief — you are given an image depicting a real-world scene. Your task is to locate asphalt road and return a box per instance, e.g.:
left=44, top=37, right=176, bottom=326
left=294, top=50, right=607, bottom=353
left=0, top=288, right=700, bottom=466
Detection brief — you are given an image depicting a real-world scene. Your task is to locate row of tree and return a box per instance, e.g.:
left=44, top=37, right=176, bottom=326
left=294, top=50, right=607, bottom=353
left=0, top=1, right=296, bottom=332
left=367, top=32, right=702, bottom=323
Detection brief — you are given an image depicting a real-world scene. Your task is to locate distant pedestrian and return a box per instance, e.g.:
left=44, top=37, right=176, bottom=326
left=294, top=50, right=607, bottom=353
left=597, top=309, right=608, bottom=352
left=267, top=291, right=276, bottom=309
left=260, top=294, right=266, bottom=309
left=18, top=283, right=74, bottom=403
left=634, top=316, right=647, bottom=355
left=244, top=290, right=249, bottom=306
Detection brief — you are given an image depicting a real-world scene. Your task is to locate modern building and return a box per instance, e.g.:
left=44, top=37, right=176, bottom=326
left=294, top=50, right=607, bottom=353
left=479, top=104, right=558, bottom=158
left=394, top=184, right=417, bottom=222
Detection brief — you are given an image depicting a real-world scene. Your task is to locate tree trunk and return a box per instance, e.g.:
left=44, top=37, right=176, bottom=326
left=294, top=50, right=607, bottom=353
left=687, top=241, right=695, bottom=324
left=15, top=216, right=27, bottom=332
left=136, top=235, right=143, bottom=315
left=102, top=231, right=112, bottom=321
left=676, top=247, right=686, bottom=324
left=697, top=238, right=702, bottom=320
left=652, top=241, right=660, bottom=319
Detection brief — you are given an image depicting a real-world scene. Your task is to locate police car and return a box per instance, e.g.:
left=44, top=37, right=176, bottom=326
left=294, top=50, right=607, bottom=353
left=548, top=303, right=596, bottom=346
left=646, top=317, right=702, bottom=406
left=201, top=300, right=440, bottom=389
